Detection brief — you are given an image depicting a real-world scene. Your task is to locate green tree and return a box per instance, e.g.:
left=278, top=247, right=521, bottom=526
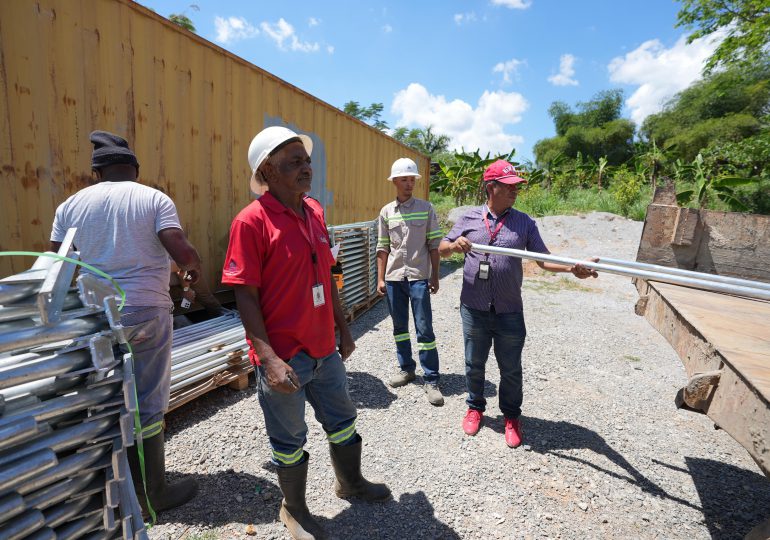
left=343, top=101, right=389, bottom=131
left=676, top=0, right=770, bottom=74
left=169, top=14, right=196, bottom=32
left=391, top=125, right=451, bottom=158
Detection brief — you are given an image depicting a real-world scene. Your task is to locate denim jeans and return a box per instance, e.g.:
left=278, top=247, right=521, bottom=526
left=257, top=350, right=358, bottom=467
left=118, top=306, right=174, bottom=439
left=460, top=304, right=526, bottom=419
left=385, top=279, right=439, bottom=384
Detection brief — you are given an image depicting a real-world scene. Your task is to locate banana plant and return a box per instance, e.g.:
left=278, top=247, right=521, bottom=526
left=676, top=154, right=754, bottom=211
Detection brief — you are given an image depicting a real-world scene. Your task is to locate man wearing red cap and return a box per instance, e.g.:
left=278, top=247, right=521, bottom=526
left=438, top=160, right=597, bottom=448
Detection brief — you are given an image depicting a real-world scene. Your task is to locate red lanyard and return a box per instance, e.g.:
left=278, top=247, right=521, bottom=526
left=483, top=207, right=507, bottom=245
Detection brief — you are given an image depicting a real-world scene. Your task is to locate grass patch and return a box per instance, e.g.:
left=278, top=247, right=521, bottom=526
left=623, top=354, right=642, bottom=362
left=524, top=276, right=593, bottom=293
left=187, top=533, right=218, bottom=540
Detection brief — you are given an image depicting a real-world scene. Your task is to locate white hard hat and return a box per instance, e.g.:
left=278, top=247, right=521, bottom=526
left=247, top=126, right=313, bottom=173
left=388, top=157, right=421, bottom=181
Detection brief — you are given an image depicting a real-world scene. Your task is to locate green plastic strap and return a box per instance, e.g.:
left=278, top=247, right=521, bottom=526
left=0, top=251, right=156, bottom=525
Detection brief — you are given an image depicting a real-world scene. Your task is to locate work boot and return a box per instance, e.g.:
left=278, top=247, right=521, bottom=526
left=127, top=430, right=198, bottom=518
left=388, top=370, right=415, bottom=388
left=329, top=435, right=391, bottom=501
left=424, top=383, right=444, bottom=406
left=276, top=454, right=326, bottom=540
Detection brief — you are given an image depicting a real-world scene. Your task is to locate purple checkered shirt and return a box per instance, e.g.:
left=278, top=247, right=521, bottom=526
left=444, top=205, right=549, bottom=313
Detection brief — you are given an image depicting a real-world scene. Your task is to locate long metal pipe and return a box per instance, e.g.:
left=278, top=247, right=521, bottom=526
left=470, top=244, right=770, bottom=301
left=0, top=509, right=46, bottom=540
left=596, top=256, right=770, bottom=291
left=43, top=494, right=94, bottom=528
left=0, top=416, right=39, bottom=452
left=0, top=449, right=58, bottom=495
left=169, top=355, right=248, bottom=392
left=17, top=446, right=107, bottom=496
left=0, top=492, right=25, bottom=526
left=53, top=510, right=103, bottom=540
left=0, top=317, right=106, bottom=355
left=0, top=384, right=119, bottom=427
left=0, top=350, right=92, bottom=391
left=23, top=471, right=99, bottom=511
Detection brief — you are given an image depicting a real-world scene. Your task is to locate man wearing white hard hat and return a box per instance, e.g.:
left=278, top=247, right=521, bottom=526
left=222, top=126, right=390, bottom=539
left=376, top=157, right=444, bottom=406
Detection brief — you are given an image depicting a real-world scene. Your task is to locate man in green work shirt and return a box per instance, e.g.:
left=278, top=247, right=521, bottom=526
left=377, top=158, right=444, bottom=406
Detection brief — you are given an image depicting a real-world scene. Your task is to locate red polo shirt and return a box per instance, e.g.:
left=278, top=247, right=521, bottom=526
left=221, top=192, right=336, bottom=364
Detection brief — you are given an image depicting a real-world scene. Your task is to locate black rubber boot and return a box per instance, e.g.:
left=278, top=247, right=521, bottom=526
left=276, top=454, right=326, bottom=540
left=329, top=434, right=391, bottom=502
left=127, top=431, right=198, bottom=518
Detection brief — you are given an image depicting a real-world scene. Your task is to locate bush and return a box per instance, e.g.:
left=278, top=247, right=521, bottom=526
left=610, top=166, right=645, bottom=216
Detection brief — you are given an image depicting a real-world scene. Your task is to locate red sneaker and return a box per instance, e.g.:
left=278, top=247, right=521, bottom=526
left=505, top=417, right=522, bottom=448
left=462, top=409, right=483, bottom=436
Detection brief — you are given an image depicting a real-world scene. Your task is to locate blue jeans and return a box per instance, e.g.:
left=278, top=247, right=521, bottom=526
left=385, top=279, right=439, bottom=384
left=256, top=350, right=358, bottom=467
left=460, top=304, right=526, bottom=419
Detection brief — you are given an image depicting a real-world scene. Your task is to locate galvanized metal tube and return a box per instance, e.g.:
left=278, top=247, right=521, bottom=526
left=54, top=511, right=103, bottom=540
left=0, top=283, right=39, bottom=305
left=470, top=243, right=770, bottom=302
left=0, top=350, right=91, bottom=391
left=0, top=384, right=119, bottom=427
left=597, top=256, right=770, bottom=291
left=17, top=446, right=107, bottom=496
left=23, top=527, right=56, bottom=540
left=0, top=417, right=112, bottom=467
left=0, top=492, right=25, bottom=526
left=0, top=373, right=84, bottom=401
left=0, top=449, right=58, bottom=495
left=0, top=352, right=40, bottom=370
left=0, top=509, right=46, bottom=540
left=169, top=355, right=248, bottom=392
left=0, top=317, right=106, bottom=355
left=42, top=494, right=94, bottom=528
left=171, top=353, right=245, bottom=385
left=0, top=294, right=82, bottom=324
left=171, top=341, right=247, bottom=376
left=23, top=471, right=99, bottom=511
left=0, top=416, right=38, bottom=452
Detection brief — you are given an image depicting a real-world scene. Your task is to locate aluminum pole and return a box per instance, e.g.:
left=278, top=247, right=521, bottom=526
left=470, top=243, right=770, bottom=302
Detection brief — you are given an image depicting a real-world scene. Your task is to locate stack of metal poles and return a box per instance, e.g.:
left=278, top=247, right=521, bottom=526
left=0, top=230, right=146, bottom=540
left=170, top=313, right=248, bottom=393
left=328, top=221, right=379, bottom=315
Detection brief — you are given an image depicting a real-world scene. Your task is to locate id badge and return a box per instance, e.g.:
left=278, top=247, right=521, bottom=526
left=312, top=283, right=326, bottom=307
left=478, top=261, right=491, bottom=280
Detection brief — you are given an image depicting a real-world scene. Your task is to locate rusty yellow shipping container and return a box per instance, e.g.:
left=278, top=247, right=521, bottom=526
left=0, top=0, right=429, bottom=289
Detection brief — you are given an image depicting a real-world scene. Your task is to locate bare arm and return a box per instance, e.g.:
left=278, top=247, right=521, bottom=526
left=429, top=248, right=440, bottom=294
left=376, top=251, right=388, bottom=296
left=439, top=236, right=472, bottom=257
left=157, top=227, right=202, bottom=284
left=536, top=258, right=599, bottom=279
left=330, top=272, right=355, bottom=360
left=233, top=285, right=298, bottom=393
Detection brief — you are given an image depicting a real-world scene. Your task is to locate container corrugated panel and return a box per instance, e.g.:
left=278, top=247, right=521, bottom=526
left=0, top=0, right=430, bottom=294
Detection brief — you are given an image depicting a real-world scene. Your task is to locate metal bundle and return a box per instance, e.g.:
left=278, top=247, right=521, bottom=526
left=328, top=221, right=379, bottom=316
left=169, top=313, right=248, bottom=393
left=0, top=230, right=147, bottom=540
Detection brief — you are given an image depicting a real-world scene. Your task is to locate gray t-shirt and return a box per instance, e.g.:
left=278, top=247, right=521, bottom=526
left=51, top=181, right=182, bottom=308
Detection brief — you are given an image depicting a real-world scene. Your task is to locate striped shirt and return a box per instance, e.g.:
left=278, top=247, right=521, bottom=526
left=377, top=197, right=442, bottom=281
left=443, top=205, right=549, bottom=313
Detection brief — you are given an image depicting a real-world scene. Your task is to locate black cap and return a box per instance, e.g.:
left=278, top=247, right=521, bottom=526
left=90, top=130, right=139, bottom=170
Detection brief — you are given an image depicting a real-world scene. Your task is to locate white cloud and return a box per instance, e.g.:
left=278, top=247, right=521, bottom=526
left=490, top=0, right=532, bottom=9
left=308, top=17, right=320, bottom=27
left=608, top=32, right=724, bottom=125
left=327, top=45, right=335, bottom=54
left=548, top=54, right=579, bottom=86
left=214, top=16, right=259, bottom=44
left=260, top=18, right=320, bottom=52
left=493, top=58, right=525, bottom=84
left=454, top=12, right=477, bottom=25
left=391, top=83, right=528, bottom=154
left=382, top=24, right=393, bottom=33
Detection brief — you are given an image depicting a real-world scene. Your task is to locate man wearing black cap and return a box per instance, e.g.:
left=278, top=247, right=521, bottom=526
left=50, top=130, right=202, bottom=517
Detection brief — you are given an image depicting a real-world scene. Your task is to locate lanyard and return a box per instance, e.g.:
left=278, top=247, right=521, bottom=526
left=295, top=202, right=322, bottom=284
left=483, top=207, right=507, bottom=245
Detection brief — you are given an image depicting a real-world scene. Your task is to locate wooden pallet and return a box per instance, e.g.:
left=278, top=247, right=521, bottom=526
left=167, top=356, right=254, bottom=413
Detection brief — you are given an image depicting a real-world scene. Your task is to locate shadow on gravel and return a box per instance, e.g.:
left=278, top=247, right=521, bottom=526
left=320, top=490, right=460, bottom=539
left=492, top=416, right=702, bottom=511
left=438, top=373, right=497, bottom=398
left=156, top=469, right=282, bottom=527
left=165, top=382, right=257, bottom=436
left=347, top=371, right=397, bottom=409
left=674, top=456, right=770, bottom=539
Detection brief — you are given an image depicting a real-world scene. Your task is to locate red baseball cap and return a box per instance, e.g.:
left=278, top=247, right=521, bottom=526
left=483, top=159, right=527, bottom=185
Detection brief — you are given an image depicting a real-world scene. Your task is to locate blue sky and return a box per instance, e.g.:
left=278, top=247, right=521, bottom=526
left=144, top=1, right=722, bottom=162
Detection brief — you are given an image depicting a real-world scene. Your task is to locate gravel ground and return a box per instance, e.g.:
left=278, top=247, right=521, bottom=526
left=151, top=212, right=770, bottom=540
